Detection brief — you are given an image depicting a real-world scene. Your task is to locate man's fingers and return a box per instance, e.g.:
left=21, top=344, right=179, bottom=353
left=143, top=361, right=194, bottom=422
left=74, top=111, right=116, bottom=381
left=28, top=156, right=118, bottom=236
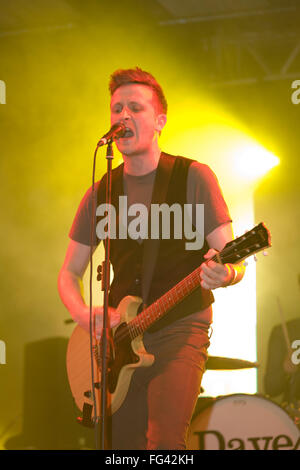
left=201, top=261, right=228, bottom=281
left=110, top=313, right=121, bottom=327
left=200, top=261, right=232, bottom=289
left=203, top=248, right=219, bottom=259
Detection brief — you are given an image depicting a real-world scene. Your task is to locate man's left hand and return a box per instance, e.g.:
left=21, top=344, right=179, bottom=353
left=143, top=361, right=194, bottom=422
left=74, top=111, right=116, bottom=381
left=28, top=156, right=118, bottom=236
left=200, top=248, right=234, bottom=290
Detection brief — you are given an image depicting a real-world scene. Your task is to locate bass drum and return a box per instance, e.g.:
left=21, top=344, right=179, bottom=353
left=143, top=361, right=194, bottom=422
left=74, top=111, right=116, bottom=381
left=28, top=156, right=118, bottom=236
left=187, top=394, right=300, bottom=450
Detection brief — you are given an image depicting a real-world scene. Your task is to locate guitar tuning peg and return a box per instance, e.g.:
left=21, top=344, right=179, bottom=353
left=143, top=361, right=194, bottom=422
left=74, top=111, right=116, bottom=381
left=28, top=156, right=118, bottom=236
left=263, top=250, right=268, bottom=256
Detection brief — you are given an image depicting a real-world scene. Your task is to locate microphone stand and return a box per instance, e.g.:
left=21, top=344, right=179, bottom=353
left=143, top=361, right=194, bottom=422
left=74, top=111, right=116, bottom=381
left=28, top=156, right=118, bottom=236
left=99, top=139, right=114, bottom=450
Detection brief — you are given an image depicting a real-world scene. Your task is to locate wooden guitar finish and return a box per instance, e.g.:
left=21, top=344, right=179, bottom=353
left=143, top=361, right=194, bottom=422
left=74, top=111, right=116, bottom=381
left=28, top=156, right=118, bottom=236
left=66, top=296, right=154, bottom=418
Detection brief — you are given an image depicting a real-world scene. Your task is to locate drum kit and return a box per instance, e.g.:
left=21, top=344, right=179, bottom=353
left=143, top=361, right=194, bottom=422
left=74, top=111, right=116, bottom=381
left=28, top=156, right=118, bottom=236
left=187, top=355, right=300, bottom=450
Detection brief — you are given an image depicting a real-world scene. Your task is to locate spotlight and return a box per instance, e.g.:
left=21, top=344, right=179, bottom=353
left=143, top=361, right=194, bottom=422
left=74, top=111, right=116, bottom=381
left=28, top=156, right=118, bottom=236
left=234, top=144, right=279, bottom=182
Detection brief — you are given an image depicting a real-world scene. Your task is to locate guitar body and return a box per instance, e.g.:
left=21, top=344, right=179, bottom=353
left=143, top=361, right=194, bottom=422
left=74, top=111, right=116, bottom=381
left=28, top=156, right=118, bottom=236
left=66, top=295, right=155, bottom=419
left=66, top=223, right=271, bottom=424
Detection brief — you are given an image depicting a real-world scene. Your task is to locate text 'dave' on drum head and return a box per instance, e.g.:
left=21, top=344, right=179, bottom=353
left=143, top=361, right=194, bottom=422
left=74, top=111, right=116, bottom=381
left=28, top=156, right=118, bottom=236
left=187, top=394, right=300, bottom=450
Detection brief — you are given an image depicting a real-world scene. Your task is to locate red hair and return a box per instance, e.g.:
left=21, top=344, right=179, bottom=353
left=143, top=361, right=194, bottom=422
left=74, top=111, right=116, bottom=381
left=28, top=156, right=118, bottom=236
left=109, top=67, right=168, bottom=114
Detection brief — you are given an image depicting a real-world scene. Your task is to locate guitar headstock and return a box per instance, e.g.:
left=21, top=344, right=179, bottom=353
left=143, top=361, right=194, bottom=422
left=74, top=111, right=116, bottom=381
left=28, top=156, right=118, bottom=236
left=221, top=222, right=271, bottom=265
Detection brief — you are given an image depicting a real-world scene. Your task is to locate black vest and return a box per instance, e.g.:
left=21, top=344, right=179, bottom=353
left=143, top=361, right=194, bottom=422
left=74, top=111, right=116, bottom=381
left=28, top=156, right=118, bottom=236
left=96, top=152, right=214, bottom=332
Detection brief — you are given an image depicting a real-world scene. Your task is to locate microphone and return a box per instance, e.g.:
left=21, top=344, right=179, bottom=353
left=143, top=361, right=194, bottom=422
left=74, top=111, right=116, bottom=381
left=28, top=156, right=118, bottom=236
left=97, top=122, right=126, bottom=147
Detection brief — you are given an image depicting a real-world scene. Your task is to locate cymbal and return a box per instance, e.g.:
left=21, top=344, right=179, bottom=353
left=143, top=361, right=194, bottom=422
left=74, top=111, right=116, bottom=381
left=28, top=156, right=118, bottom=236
left=205, top=356, right=259, bottom=370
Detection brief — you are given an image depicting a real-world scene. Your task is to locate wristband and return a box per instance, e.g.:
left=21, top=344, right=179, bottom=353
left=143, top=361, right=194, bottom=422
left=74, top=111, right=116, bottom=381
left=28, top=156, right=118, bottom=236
left=229, top=266, right=238, bottom=285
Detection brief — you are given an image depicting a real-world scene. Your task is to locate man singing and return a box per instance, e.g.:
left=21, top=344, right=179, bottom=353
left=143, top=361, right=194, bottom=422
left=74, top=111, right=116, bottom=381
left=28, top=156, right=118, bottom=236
left=58, top=67, right=245, bottom=449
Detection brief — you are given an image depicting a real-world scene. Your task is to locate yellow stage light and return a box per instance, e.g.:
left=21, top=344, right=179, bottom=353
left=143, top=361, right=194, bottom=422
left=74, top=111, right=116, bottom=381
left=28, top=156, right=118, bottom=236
left=233, top=144, right=280, bottom=182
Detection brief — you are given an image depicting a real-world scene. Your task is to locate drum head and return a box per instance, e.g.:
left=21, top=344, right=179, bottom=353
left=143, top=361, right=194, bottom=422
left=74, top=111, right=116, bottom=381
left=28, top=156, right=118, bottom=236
left=187, top=394, right=300, bottom=450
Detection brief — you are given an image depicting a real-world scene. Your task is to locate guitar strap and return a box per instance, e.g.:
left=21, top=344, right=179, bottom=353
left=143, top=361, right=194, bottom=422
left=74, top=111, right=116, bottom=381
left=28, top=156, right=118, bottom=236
left=141, top=153, right=176, bottom=308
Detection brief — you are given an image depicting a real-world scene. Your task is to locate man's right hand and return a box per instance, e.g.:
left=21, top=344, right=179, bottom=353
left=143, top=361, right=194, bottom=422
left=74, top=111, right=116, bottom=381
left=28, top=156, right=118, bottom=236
left=81, top=305, right=121, bottom=340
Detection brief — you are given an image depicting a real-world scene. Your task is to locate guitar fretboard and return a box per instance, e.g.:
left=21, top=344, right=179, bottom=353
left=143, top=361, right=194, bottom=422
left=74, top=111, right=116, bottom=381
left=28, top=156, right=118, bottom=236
left=123, top=222, right=270, bottom=341
left=127, top=264, right=203, bottom=339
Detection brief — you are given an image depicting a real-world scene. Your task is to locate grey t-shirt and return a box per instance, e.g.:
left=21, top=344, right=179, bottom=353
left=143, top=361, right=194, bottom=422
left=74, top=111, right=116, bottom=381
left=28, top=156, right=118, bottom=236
left=69, top=161, right=232, bottom=245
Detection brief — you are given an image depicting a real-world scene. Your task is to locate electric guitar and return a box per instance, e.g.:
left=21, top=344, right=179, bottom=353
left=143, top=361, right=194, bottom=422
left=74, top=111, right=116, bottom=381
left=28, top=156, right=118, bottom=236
left=66, top=222, right=271, bottom=425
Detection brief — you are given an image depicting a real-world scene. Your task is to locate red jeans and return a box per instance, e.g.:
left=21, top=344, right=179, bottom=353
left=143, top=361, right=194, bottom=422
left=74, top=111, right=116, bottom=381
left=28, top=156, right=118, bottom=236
left=109, top=307, right=212, bottom=450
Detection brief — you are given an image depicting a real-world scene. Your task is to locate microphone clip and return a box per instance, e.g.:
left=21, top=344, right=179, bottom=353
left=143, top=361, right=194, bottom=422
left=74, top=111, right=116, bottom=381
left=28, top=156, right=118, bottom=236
left=97, top=122, right=126, bottom=147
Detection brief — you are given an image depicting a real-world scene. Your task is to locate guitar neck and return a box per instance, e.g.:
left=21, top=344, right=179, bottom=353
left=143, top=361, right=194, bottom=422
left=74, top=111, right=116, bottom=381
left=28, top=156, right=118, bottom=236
left=126, top=222, right=271, bottom=340
left=128, top=265, right=202, bottom=339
